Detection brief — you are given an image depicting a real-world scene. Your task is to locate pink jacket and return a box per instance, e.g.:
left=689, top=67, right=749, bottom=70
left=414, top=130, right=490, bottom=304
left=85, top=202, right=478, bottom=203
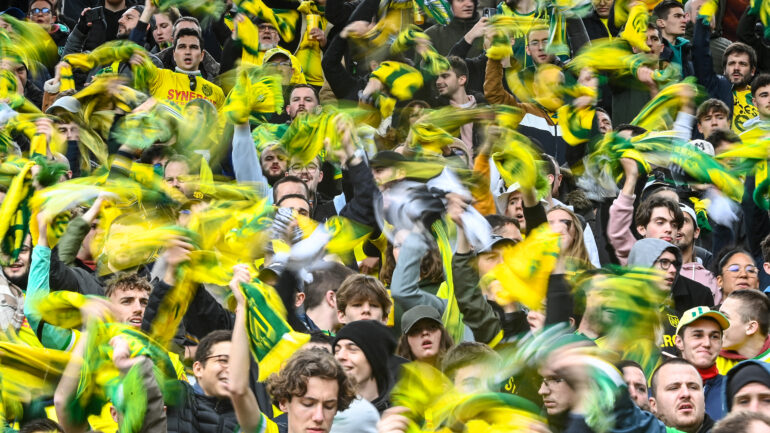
left=607, top=192, right=636, bottom=266
left=681, top=262, right=721, bottom=305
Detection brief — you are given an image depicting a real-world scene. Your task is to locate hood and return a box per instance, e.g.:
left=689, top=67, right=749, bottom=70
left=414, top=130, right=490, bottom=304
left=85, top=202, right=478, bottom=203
left=627, top=238, right=682, bottom=268
left=743, top=116, right=764, bottom=129
left=263, top=47, right=307, bottom=85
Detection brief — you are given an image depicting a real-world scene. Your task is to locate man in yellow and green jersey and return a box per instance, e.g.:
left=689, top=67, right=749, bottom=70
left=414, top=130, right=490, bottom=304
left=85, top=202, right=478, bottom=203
left=131, top=27, right=225, bottom=109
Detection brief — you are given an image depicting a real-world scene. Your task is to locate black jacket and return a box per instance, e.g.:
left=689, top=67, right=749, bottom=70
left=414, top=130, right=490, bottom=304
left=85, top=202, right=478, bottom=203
left=166, top=382, right=239, bottom=433
left=672, top=273, right=715, bottom=315
left=693, top=18, right=735, bottom=120
left=581, top=9, right=615, bottom=41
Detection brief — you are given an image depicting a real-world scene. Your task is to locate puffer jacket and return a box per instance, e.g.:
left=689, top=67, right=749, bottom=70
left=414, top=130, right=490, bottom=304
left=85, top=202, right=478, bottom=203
left=166, top=382, right=239, bottom=433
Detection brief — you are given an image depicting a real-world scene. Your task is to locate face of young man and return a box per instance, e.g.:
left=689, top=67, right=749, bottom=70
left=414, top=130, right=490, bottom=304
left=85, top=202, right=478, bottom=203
left=645, top=28, right=664, bottom=56
left=653, top=250, right=679, bottom=290
left=731, top=382, right=770, bottom=414
left=754, top=84, right=770, bottom=121
left=719, top=296, right=752, bottom=351
left=260, top=148, right=287, bottom=184
left=436, top=69, right=465, bottom=98
left=1, top=235, right=31, bottom=289
left=697, top=108, right=729, bottom=138
left=675, top=319, right=722, bottom=369
left=504, top=191, right=526, bottom=232
left=597, top=110, right=613, bottom=134
left=286, top=87, right=319, bottom=119
left=622, top=366, right=650, bottom=411
left=650, top=363, right=705, bottom=432
left=193, top=341, right=231, bottom=399
left=57, top=122, right=80, bottom=141
left=451, top=0, right=474, bottom=19
left=334, top=339, right=373, bottom=390
left=337, top=298, right=386, bottom=324
left=591, top=0, right=611, bottom=18
left=725, top=52, right=755, bottom=87
left=108, top=288, right=149, bottom=327
left=526, top=29, right=552, bottom=65
left=117, top=8, right=141, bottom=38
left=657, top=7, right=687, bottom=39
left=674, top=212, right=699, bottom=253
left=282, top=377, right=340, bottom=433
left=288, top=158, right=323, bottom=194
left=538, top=366, right=576, bottom=415
left=638, top=207, right=679, bottom=243
left=173, top=35, right=204, bottom=72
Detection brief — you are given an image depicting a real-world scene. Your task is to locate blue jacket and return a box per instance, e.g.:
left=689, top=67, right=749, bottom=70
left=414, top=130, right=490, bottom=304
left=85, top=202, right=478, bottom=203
left=693, top=17, right=735, bottom=119
left=703, top=374, right=726, bottom=421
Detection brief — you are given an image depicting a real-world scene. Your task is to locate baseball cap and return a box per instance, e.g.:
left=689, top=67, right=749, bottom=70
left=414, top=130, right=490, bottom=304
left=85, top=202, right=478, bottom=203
left=675, top=306, right=729, bottom=336
left=478, top=234, right=516, bottom=253
left=45, top=96, right=81, bottom=115
left=401, top=305, right=442, bottom=335
left=369, top=150, right=406, bottom=168
left=688, top=139, right=715, bottom=157
left=494, top=182, right=521, bottom=215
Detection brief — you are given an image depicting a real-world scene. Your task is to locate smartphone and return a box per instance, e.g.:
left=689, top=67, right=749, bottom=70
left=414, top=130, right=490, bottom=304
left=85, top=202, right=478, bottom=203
left=482, top=7, right=497, bottom=18
left=83, top=6, right=104, bottom=24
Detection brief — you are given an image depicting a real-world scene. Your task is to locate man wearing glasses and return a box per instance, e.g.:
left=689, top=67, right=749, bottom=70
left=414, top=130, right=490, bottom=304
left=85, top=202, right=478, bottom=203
left=717, top=289, right=770, bottom=374
left=628, top=238, right=715, bottom=355
left=287, top=155, right=337, bottom=222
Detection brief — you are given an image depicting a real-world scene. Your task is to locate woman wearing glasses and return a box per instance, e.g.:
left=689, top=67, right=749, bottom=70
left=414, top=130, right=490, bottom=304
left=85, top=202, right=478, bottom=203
left=714, top=248, right=760, bottom=302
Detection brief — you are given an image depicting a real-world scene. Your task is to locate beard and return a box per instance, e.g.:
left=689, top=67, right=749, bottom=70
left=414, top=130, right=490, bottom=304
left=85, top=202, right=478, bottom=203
left=259, top=41, right=278, bottom=51
left=5, top=271, right=28, bottom=290
left=266, top=172, right=285, bottom=186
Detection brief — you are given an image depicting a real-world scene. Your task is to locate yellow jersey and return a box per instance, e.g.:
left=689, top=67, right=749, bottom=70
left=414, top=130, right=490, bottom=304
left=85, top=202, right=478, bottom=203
left=145, top=66, right=225, bottom=109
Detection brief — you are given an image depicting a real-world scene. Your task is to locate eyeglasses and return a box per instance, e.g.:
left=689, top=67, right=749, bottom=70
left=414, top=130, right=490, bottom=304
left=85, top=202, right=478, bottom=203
left=258, top=24, right=277, bottom=32
left=30, top=7, right=51, bottom=14
left=267, top=60, right=292, bottom=68
left=541, top=376, right=565, bottom=388
left=654, top=258, right=680, bottom=271
left=529, top=38, right=549, bottom=48
left=204, top=354, right=229, bottom=366
left=726, top=264, right=759, bottom=275
left=289, top=163, right=318, bottom=173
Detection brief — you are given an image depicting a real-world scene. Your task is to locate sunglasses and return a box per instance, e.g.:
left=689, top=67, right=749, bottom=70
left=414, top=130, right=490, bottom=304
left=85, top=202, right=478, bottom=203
left=30, top=7, right=51, bottom=14
left=188, top=74, right=196, bottom=91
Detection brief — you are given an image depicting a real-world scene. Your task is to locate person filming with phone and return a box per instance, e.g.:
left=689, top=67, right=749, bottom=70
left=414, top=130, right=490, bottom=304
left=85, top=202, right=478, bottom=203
left=63, top=0, right=142, bottom=55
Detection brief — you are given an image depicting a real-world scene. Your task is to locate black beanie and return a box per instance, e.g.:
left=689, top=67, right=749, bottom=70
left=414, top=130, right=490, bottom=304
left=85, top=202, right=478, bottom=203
left=726, top=361, right=770, bottom=411
left=334, top=320, right=396, bottom=395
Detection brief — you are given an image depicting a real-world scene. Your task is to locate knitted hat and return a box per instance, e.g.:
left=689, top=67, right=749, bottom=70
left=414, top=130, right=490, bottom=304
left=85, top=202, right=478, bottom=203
left=726, top=360, right=770, bottom=411
left=334, top=320, right=397, bottom=395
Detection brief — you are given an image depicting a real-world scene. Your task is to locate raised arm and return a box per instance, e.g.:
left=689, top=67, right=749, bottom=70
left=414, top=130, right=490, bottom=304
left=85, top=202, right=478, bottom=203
left=227, top=264, right=263, bottom=433
left=24, top=212, right=77, bottom=351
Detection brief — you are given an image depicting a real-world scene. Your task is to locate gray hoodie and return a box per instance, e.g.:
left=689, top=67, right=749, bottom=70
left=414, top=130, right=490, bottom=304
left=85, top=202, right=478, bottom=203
left=627, top=238, right=682, bottom=270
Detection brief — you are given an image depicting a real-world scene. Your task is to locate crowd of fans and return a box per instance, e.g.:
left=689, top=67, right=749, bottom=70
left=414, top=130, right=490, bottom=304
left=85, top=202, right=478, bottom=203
left=2, top=0, right=770, bottom=431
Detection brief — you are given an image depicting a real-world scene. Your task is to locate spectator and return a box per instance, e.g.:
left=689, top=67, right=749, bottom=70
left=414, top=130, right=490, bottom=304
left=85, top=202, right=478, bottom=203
left=649, top=358, right=714, bottom=433
left=717, top=289, right=770, bottom=373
